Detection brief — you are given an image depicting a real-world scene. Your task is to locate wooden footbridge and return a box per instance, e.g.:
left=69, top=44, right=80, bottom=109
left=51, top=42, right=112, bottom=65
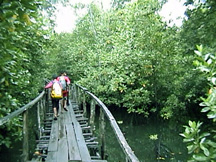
left=0, top=84, right=139, bottom=162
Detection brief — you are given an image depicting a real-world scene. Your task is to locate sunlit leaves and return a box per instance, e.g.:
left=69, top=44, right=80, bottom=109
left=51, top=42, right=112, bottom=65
left=180, top=120, right=216, bottom=161
left=181, top=45, right=216, bottom=161
left=48, top=0, right=202, bottom=119
left=0, top=0, right=52, bottom=149
left=182, top=0, right=216, bottom=53
left=194, top=46, right=216, bottom=122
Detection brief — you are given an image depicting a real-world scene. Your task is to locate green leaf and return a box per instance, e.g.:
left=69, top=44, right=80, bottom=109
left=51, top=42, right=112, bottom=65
left=201, top=107, right=210, bottom=112
left=200, top=132, right=210, bottom=139
left=196, top=45, right=203, bottom=53
left=188, top=120, right=193, bottom=127
left=199, top=66, right=210, bottom=72
left=207, top=111, right=216, bottom=119
left=211, top=77, right=216, bottom=85
left=187, top=144, right=197, bottom=154
left=192, top=154, right=208, bottom=161
left=204, top=53, right=210, bottom=62
left=194, top=50, right=202, bottom=56
left=184, top=138, right=195, bottom=142
left=189, top=120, right=197, bottom=128
left=206, top=140, right=216, bottom=148
left=200, top=144, right=209, bottom=156
left=179, top=133, right=186, bottom=138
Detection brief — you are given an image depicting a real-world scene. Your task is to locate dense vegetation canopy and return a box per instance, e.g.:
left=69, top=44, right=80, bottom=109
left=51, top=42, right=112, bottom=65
left=0, top=0, right=216, bottom=161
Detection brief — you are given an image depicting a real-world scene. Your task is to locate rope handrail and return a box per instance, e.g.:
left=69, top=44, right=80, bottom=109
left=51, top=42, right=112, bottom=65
left=75, top=84, right=139, bottom=162
left=0, top=90, right=45, bottom=126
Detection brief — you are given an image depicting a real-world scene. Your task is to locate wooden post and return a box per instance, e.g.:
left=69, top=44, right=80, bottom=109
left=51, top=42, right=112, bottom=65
left=42, top=95, right=46, bottom=119
left=99, top=108, right=106, bottom=159
left=89, top=99, right=95, bottom=130
left=69, top=84, right=72, bottom=100
left=41, top=99, right=45, bottom=122
left=75, top=85, right=78, bottom=103
left=45, top=89, right=49, bottom=109
left=126, top=157, right=129, bottom=162
left=22, top=110, right=29, bottom=161
left=83, top=92, right=87, bottom=117
left=71, top=84, right=75, bottom=101
left=37, top=102, right=41, bottom=137
left=78, top=87, right=81, bottom=107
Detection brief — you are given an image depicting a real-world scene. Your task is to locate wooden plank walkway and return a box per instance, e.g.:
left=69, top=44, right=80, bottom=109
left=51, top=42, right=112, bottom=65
left=44, top=101, right=105, bottom=162
left=1, top=86, right=138, bottom=162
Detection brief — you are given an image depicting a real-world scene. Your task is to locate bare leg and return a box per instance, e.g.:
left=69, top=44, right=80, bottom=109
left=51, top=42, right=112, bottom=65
left=53, top=107, right=57, bottom=120
left=64, top=99, right=67, bottom=108
left=63, top=99, right=68, bottom=111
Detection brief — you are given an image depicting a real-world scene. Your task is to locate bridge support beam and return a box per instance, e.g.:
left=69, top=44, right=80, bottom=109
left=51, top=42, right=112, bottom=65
left=37, top=101, right=41, bottom=137
left=99, top=108, right=106, bottom=159
left=83, top=92, right=87, bottom=117
left=90, top=99, right=95, bottom=130
left=77, top=86, right=81, bottom=107
left=22, top=110, right=29, bottom=162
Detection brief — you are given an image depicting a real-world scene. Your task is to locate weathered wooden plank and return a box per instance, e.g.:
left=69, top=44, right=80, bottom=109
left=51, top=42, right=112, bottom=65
left=40, top=136, right=50, bottom=139
left=72, top=105, right=79, bottom=110
left=65, top=123, right=82, bottom=161
left=58, top=113, right=66, bottom=139
left=63, top=100, right=82, bottom=162
left=75, top=114, right=83, bottom=118
left=74, top=110, right=84, bottom=114
left=77, top=117, right=88, bottom=121
left=69, top=103, right=92, bottom=161
left=48, top=120, right=59, bottom=152
left=64, top=110, right=72, bottom=124
left=56, top=138, right=68, bottom=162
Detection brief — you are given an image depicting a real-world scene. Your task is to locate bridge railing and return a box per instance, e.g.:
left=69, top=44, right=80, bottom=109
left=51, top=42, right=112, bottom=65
left=74, top=84, right=140, bottom=162
left=0, top=90, right=48, bottom=161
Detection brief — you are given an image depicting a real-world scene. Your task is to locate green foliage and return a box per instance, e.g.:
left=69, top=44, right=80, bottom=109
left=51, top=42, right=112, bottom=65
left=180, top=46, right=216, bottom=161
left=193, top=45, right=216, bottom=122
left=47, top=0, right=206, bottom=120
left=0, top=0, right=53, bottom=149
left=200, top=90, right=216, bottom=122
left=75, top=0, right=167, bottom=116
left=181, top=0, right=216, bottom=53
left=111, top=0, right=131, bottom=9
left=180, top=121, right=216, bottom=161
left=179, top=1, right=216, bottom=160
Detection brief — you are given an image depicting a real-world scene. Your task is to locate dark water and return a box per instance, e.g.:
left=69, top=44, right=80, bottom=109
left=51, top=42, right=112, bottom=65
left=0, top=141, right=22, bottom=162
left=0, top=107, right=38, bottom=162
left=100, top=107, right=188, bottom=162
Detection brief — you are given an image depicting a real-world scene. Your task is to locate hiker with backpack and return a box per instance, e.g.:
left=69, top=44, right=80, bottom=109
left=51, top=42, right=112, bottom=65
left=63, top=71, right=71, bottom=106
left=45, top=74, right=63, bottom=120
left=57, top=71, right=71, bottom=111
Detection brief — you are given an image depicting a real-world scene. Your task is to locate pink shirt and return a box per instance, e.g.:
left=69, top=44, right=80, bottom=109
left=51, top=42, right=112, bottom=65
left=57, top=76, right=71, bottom=85
left=44, top=79, right=60, bottom=89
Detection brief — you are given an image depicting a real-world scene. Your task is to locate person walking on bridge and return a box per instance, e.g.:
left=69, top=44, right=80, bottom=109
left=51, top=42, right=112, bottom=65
left=63, top=71, right=71, bottom=106
left=45, top=74, right=62, bottom=120
left=57, top=71, right=70, bottom=112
